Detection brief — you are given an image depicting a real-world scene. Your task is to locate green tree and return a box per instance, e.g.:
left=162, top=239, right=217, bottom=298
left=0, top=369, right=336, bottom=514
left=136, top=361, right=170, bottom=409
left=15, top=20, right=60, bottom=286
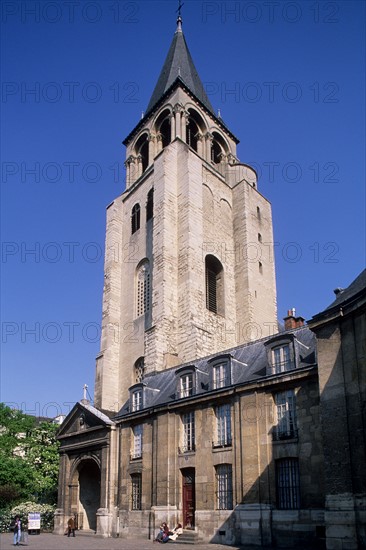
left=0, top=404, right=60, bottom=507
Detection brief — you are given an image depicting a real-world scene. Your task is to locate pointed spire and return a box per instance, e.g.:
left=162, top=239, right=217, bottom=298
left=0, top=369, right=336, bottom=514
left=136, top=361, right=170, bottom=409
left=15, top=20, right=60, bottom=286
left=145, top=16, right=215, bottom=117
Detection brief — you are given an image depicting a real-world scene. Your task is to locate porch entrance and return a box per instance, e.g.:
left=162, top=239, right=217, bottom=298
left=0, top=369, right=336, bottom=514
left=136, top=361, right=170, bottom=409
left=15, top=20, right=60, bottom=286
left=182, top=468, right=195, bottom=529
left=78, top=460, right=101, bottom=531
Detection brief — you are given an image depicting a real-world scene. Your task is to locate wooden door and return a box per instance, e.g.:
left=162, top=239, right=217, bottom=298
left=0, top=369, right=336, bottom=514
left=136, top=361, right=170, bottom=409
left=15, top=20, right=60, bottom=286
left=182, top=468, right=195, bottom=529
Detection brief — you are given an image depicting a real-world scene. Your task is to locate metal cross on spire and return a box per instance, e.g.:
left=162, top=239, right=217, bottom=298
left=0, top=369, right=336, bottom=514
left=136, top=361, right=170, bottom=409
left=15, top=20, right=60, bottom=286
left=176, top=0, right=184, bottom=18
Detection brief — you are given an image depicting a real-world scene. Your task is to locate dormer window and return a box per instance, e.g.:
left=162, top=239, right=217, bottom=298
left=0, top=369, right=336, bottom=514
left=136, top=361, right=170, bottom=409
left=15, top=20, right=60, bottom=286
left=272, top=344, right=291, bottom=373
left=265, top=336, right=296, bottom=375
left=208, top=355, right=232, bottom=389
left=180, top=373, right=193, bottom=398
left=176, top=366, right=196, bottom=399
left=131, top=389, right=142, bottom=412
left=213, top=363, right=229, bottom=389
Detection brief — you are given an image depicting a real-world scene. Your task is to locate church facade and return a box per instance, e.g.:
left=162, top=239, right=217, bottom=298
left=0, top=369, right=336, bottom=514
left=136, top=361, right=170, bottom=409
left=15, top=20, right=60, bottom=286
left=55, top=15, right=366, bottom=550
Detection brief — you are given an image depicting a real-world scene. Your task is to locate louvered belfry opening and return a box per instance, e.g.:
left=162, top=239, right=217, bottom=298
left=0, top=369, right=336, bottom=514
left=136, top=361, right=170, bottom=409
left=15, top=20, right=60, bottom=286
left=205, top=255, right=224, bottom=315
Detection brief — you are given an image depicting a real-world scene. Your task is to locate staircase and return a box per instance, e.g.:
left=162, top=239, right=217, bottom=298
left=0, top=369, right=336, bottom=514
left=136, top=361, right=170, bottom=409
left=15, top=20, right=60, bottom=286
left=175, top=529, right=199, bottom=544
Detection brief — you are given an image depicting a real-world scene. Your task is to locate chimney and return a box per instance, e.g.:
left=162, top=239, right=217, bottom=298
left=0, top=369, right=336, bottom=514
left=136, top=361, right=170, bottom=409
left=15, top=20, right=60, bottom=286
left=284, top=308, right=305, bottom=330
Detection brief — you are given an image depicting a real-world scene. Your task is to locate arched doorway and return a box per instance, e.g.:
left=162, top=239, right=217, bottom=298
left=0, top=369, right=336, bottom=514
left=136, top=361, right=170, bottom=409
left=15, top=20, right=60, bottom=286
left=77, top=459, right=101, bottom=531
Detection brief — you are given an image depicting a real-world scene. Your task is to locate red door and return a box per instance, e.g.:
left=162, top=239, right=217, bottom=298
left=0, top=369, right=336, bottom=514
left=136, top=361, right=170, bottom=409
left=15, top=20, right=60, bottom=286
left=182, top=468, right=195, bottom=529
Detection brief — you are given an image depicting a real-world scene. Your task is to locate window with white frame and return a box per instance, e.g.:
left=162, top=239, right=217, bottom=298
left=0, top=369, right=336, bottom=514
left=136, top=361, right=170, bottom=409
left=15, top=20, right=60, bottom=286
left=215, top=464, right=233, bottom=510
left=274, top=390, right=297, bottom=440
left=276, top=458, right=300, bottom=509
left=181, top=411, right=195, bottom=452
left=215, top=404, right=232, bottom=447
left=131, top=424, right=143, bottom=459
left=213, top=363, right=229, bottom=389
left=136, top=261, right=150, bottom=317
left=132, top=389, right=142, bottom=412
left=272, top=344, right=292, bottom=373
left=131, top=473, right=142, bottom=510
left=180, top=373, right=194, bottom=398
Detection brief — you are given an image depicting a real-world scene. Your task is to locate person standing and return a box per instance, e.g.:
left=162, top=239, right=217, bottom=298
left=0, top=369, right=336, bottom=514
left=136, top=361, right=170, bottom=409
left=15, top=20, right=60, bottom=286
left=67, top=516, right=76, bottom=537
left=13, top=516, right=21, bottom=546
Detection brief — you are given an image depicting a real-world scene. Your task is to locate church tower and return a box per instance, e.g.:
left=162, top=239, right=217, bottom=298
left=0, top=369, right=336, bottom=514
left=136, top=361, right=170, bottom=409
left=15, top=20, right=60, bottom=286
left=94, top=16, right=277, bottom=412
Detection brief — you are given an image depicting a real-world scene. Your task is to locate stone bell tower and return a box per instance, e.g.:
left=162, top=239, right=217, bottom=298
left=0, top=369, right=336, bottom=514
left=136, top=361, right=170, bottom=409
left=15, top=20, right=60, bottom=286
left=94, top=16, right=278, bottom=412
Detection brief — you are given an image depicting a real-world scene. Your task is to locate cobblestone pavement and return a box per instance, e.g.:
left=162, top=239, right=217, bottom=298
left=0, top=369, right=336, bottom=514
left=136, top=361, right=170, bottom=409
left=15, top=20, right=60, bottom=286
left=0, top=533, right=271, bottom=550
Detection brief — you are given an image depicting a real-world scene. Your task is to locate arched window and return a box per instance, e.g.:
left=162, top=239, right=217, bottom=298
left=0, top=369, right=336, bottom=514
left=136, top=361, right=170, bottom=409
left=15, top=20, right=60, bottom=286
left=160, top=117, right=171, bottom=148
left=211, top=132, right=228, bottom=165
left=134, top=357, right=145, bottom=383
left=211, top=140, right=222, bottom=164
left=205, top=255, right=224, bottom=315
left=136, top=261, right=151, bottom=317
left=135, top=133, right=149, bottom=173
left=186, top=119, right=199, bottom=151
left=131, top=204, right=140, bottom=234
left=146, top=188, right=154, bottom=221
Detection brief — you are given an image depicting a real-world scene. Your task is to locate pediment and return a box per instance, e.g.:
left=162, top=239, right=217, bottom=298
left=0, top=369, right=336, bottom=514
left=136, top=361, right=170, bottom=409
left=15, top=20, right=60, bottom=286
left=57, top=400, right=115, bottom=438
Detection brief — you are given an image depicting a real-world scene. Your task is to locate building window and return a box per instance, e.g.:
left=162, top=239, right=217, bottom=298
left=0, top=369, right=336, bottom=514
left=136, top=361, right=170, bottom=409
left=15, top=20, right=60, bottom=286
left=132, top=389, right=142, bottom=412
left=205, top=255, right=224, bottom=315
left=146, top=188, right=154, bottom=221
left=258, top=233, right=262, bottom=242
left=214, top=404, right=232, bottom=447
left=160, top=117, right=171, bottom=148
left=131, top=203, right=140, bottom=234
left=272, top=344, right=292, bottom=373
left=134, top=357, right=145, bottom=383
left=274, top=390, right=297, bottom=440
left=135, top=133, right=149, bottom=174
left=215, top=464, right=233, bottom=510
left=180, top=373, right=194, bottom=398
left=259, top=261, right=263, bottom=274
left=276, top=458, right=300, bottom=509
left=181, top=412, right=195, bottom=453
left=131, top=473, right=142, bottom=510
left=131, top=425, right=143, bottom=459
left=213, top=363, right=229, bottom=389
left=136, top=261, right=150, bottom=317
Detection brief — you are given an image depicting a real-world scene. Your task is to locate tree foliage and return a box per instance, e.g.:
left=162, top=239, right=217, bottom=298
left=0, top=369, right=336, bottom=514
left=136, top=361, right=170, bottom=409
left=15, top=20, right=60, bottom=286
left=0, top=403, right=60, bottom=507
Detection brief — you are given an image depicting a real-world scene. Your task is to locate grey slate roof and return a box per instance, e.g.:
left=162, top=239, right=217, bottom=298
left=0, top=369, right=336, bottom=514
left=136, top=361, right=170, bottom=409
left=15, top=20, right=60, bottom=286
left=79, top=401, right=115, bottom=425
left=309, top=269, right=366, bottom=323
left=145, top=22, right=216, bottom=117
left=115, top=326, right=316, bottom=420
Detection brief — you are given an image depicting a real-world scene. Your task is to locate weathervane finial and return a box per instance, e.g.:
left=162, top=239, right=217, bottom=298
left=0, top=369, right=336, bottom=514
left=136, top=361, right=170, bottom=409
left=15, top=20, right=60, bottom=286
left=176, top=0, right=184, bottom=30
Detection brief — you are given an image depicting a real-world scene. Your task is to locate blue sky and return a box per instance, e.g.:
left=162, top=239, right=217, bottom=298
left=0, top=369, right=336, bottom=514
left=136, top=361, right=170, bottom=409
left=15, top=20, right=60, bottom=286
left=1, top=0, right=365, bottom=416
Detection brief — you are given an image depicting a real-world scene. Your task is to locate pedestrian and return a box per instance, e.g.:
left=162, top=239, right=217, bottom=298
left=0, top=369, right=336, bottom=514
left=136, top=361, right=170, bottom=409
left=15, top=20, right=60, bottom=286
left=13, top=516, right=21, bottom=546
left=67, top=516, right=76, bottom=537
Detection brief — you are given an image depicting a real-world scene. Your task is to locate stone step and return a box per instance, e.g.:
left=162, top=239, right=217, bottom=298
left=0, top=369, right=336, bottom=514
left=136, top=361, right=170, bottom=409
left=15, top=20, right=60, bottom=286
left=174, top=530, right=198, bottom=544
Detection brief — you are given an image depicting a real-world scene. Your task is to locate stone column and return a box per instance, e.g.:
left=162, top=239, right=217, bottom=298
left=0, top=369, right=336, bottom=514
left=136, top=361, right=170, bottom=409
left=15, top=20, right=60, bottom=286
left=174, top=104, right=182, bottom=139
left=170, top=112, right=176, bottom=140
left=205, top=132, right=213, bottom=162
left=156, top=132, right=163, bottom=153
left=136, top=154, right=143, bottom=179
left=125, top=155, right=136, bottom=187
left=196, top=133, right=203, bottom=157
left=148, top=132, right=155, bottom=161
left=181, top=110, right=189, bottom=143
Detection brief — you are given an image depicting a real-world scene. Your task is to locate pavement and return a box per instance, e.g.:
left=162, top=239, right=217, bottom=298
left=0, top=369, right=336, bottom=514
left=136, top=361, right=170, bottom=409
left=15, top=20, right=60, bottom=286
left=0, top=532, right=267, bottom=550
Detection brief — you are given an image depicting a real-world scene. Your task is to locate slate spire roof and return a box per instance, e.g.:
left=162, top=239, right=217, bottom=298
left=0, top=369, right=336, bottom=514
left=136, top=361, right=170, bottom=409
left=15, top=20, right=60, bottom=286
left=146, top=16, right=216, bottom=117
